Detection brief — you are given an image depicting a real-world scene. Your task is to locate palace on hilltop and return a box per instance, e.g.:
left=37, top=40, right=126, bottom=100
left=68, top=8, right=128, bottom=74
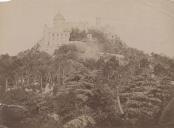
left=37, top=12, right=125, bottom=54
left=38, top=12, right=89, bottom=54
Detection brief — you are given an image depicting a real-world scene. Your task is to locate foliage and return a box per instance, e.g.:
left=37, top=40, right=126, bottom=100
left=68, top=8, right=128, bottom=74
left=70, top=28, right=87, bottom=41
left=0, top=29, right=174, bottom=128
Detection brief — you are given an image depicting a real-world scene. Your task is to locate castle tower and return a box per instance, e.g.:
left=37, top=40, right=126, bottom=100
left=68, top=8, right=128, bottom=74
left=53, top=12, right=66, bottom=29
left=39, top=12, right=91, bottom=54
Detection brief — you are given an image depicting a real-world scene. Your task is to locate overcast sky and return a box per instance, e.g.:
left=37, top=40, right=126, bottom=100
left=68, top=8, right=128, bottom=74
left=0, top=0, right=174, bottom=57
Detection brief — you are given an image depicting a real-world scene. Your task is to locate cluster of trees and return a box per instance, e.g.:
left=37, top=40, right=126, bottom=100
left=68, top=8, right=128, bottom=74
left=0, top=29, right=174, bottom=128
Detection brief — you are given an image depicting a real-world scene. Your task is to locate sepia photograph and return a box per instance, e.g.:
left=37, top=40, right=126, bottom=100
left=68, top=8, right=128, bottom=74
left=0, top=0, right=174, bottom=128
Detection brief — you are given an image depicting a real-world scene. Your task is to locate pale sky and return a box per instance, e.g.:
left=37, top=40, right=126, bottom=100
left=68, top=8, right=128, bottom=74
left=0, top=0, right=174, bottom=57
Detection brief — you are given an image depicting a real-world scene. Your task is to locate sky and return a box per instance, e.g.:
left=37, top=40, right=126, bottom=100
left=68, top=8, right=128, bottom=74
left=0, top=0, right=174, bottom=57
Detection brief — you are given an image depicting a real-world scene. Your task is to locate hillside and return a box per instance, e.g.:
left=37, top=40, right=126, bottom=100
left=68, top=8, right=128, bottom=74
left=0, top=28, right=174, bottom=128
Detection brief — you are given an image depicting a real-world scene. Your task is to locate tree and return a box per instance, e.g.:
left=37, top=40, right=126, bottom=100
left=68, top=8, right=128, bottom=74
left=140, top=58, right=150, bottom=68
left=154, top=64, right=167, bottom=76
left=121, top=74, right=162, bottom=127
left=103, top=56, right=119, bottom=81
left=159, top=97, right=174, bottom=128
left=53, top=44, right=79, bottom=94
left=0, top=54, right=17, bottom=92
left=0, top=103, right=28, bottom=128
left=70, top=28, right=87, bottom=41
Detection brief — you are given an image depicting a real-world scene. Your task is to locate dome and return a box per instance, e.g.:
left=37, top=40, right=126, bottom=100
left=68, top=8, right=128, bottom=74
left=53, top=12, right=65, bottom=21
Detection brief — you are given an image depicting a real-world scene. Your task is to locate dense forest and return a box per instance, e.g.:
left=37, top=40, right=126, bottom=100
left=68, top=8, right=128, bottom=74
left=0, top=29, right=174, bottom=128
